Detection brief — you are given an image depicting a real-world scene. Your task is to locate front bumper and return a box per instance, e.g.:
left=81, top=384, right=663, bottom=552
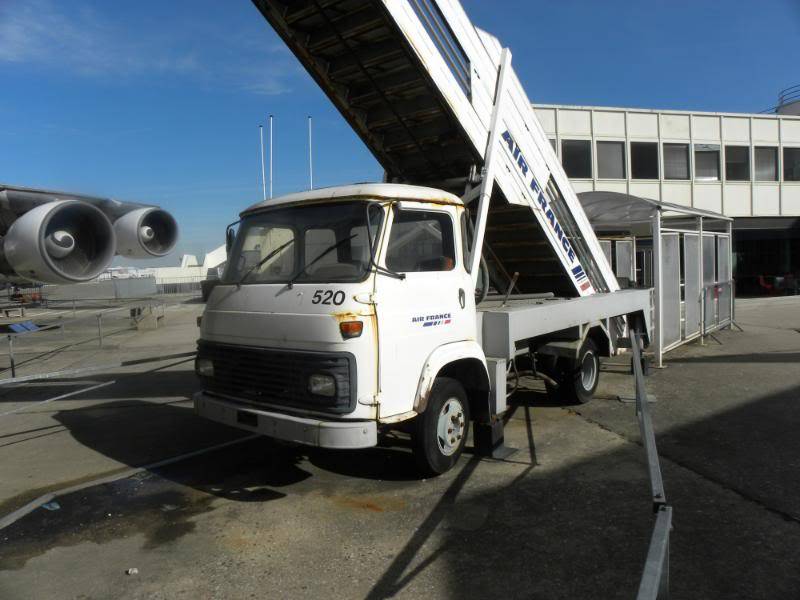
left=194, top=392, right=377, bottom=449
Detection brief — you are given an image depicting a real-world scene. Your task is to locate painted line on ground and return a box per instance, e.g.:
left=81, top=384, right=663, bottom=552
left=0, top=381, right=116, bottom=417
left=0, top=352, right=196, bottom=386
left=0, top=433, right=260, bottom=531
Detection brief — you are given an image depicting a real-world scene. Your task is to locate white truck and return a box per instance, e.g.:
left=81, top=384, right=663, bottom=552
left=193, top=0, right=653, bottom=474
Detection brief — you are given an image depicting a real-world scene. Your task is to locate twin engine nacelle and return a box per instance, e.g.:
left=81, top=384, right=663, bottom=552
left=114, top=207, right=179, bottom=260
left=2, top=201, right=178, bottom=284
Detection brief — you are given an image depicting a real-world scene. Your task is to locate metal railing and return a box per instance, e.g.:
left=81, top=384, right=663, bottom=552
left=1, top=300, right=166, bottom=379
left=760, top=84, right=800, bottom=113
left=630, top=329, right=672, bottom=600
left=779, top=84, right=800, bottom=107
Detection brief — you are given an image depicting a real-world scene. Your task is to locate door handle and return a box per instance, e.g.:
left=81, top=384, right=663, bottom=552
left=458, top=288, right=465, bottom=309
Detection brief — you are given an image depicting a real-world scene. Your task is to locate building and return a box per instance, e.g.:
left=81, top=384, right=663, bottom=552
left=147, top=245, right=227, bottom=284
left=533, top=91, right=800, bottom=295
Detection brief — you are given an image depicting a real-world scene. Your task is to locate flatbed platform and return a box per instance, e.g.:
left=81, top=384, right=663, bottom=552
left=477, top=288, right=652, bottom=359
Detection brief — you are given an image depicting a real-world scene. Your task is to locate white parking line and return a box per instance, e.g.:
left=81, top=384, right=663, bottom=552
left=0, top=433, right=259, bottom=531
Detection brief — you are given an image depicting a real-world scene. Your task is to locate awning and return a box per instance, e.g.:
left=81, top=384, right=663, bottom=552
left=578, top=191, right=731, bottom=228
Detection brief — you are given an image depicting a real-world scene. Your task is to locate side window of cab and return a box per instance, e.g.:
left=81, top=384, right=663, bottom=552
left=385, top=209, right=455, bottom=272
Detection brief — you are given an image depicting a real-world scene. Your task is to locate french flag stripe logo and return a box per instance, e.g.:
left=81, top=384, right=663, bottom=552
left=571, top=265, right=587, bottom=281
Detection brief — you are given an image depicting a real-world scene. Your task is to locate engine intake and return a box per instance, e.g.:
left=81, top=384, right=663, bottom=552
left=114, top=207, right=178, bottom=258
left=3, top=201, right=116, bottom=284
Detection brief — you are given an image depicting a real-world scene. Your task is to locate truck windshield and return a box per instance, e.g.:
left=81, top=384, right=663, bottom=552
left=222, top=201, right=384, bottom=285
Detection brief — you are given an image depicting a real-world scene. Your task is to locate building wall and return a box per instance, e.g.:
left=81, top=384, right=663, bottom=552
left=533, top=104, right=800, bottom=218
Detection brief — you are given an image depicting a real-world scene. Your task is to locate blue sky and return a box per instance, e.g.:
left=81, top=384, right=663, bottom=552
left=1, top=0, right=798, bottom=265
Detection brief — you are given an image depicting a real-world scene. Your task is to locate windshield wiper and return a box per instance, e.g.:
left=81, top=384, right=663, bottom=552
left=287, top=234, right=357, bottom=289
left=236, top=238, right=295, bottom=287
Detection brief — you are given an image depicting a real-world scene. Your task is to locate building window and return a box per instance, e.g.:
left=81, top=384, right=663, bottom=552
left=630, top=142, right=659, bottom=179
left=694, top=144, right=720, bottom=181
left=549, top=138, right=557, bottom=154
left=664, top=143, right=690, bottom=180
left=561, top=139, right=592, bottom=178
left=725, top=146, right=750, bottom=181
left=785, top=147, right=800, bottom=181
left=596, top=141, right=625, bottom=179
left=755, top=147, right=778, bottom=181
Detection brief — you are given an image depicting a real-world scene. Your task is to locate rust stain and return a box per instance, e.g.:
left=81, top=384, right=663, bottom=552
left=330, top=310, right=373, bottom=323
left=331, top=495, right=406, bottom=513
left=331, top=311, right=360, bottom=323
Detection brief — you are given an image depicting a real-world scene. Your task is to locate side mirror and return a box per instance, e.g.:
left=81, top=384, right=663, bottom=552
left=225, top=228, right=235, bottom=253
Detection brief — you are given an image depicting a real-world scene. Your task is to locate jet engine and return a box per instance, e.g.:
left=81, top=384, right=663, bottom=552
left=3, top=200, right=116, bottom=284
left=114, top=207, right=178, bottom=258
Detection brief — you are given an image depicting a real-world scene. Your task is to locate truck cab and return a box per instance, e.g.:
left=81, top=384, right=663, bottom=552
left=195, top=183, right=488, bottom=474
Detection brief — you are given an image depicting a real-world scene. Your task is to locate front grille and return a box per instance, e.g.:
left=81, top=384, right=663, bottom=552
left=198, top=341, right=356, bottom=414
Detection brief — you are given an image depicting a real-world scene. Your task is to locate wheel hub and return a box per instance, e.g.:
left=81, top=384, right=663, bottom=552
left=580, top=351, right=597, bottom=390
left=436, top=397, right=465, bottom=456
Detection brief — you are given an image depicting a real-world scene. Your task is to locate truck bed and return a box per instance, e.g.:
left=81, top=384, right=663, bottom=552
left=477, top=289, right=653, bottom=359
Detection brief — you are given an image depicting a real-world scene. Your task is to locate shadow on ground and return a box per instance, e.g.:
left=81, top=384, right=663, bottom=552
left=4, top=388, right=799, bottom=598
left=667, top=351, right=800, bottom=364
left=363, top=389, right=800, bottom=599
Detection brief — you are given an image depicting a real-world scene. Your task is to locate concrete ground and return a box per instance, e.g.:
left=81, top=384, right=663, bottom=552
left=0, top=297, right=799, bottom=599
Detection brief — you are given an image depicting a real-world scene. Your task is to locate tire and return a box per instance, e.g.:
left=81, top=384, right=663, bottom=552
left=411, top=377, right=470, bottom=476
left=546, top=339, right=600, bottom=404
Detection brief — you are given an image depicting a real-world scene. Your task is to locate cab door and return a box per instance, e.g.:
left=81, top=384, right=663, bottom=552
left=375, top=203, right=475, bottom=419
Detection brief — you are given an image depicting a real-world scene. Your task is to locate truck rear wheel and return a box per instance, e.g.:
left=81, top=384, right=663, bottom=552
left=412, top=377, right=470, bottom=476
left=544, top=339, right=600, bottom=405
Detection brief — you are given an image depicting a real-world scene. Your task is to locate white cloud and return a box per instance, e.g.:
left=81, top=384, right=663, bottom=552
left=0, top=0, right=297, bottom=96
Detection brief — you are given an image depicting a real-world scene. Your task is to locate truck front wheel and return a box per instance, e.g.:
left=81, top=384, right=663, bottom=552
left=412, top=377, right=470, bottom=476
left=544, top=339, right=600, bottom=405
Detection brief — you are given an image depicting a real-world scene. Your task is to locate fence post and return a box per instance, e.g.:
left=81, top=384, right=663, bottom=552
left=8, top=335, right=15, bottom=378
left=700, top=287, right=706, bottom=346
left=97, top=313, right=103, bottom=347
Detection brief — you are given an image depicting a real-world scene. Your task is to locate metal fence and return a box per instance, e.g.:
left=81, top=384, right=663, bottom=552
left=630, top=329, right=672, bottom=599
left=1, top=300, right=166, bottom=379
left=40, top=277, right=158, bottom=300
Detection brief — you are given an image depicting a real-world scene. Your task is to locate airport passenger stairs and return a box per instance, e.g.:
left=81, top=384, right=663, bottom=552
left=251, top=0, right=619, bottom=297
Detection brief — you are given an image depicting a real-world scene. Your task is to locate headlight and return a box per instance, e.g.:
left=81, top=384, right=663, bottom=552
left=308, top=373, right=336, bottom=397
left=195, top=357, right=214, bottom=377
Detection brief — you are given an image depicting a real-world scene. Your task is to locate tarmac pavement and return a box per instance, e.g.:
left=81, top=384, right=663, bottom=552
left=0, top=297, right=798, bottom=599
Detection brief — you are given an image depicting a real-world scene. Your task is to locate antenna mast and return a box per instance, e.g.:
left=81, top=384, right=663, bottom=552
left=308, top=115, right=314, bottom=190
left=259, top=125, right=266, bottom=201
left=269, top=115, right=274, bottom=199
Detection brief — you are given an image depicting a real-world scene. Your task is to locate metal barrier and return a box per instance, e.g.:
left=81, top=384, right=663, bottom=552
left=702, top=280, right=734, bottom=334
left=1, top=300, right=166, bottom=379
left=630, top=329, right=672, bottom=600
